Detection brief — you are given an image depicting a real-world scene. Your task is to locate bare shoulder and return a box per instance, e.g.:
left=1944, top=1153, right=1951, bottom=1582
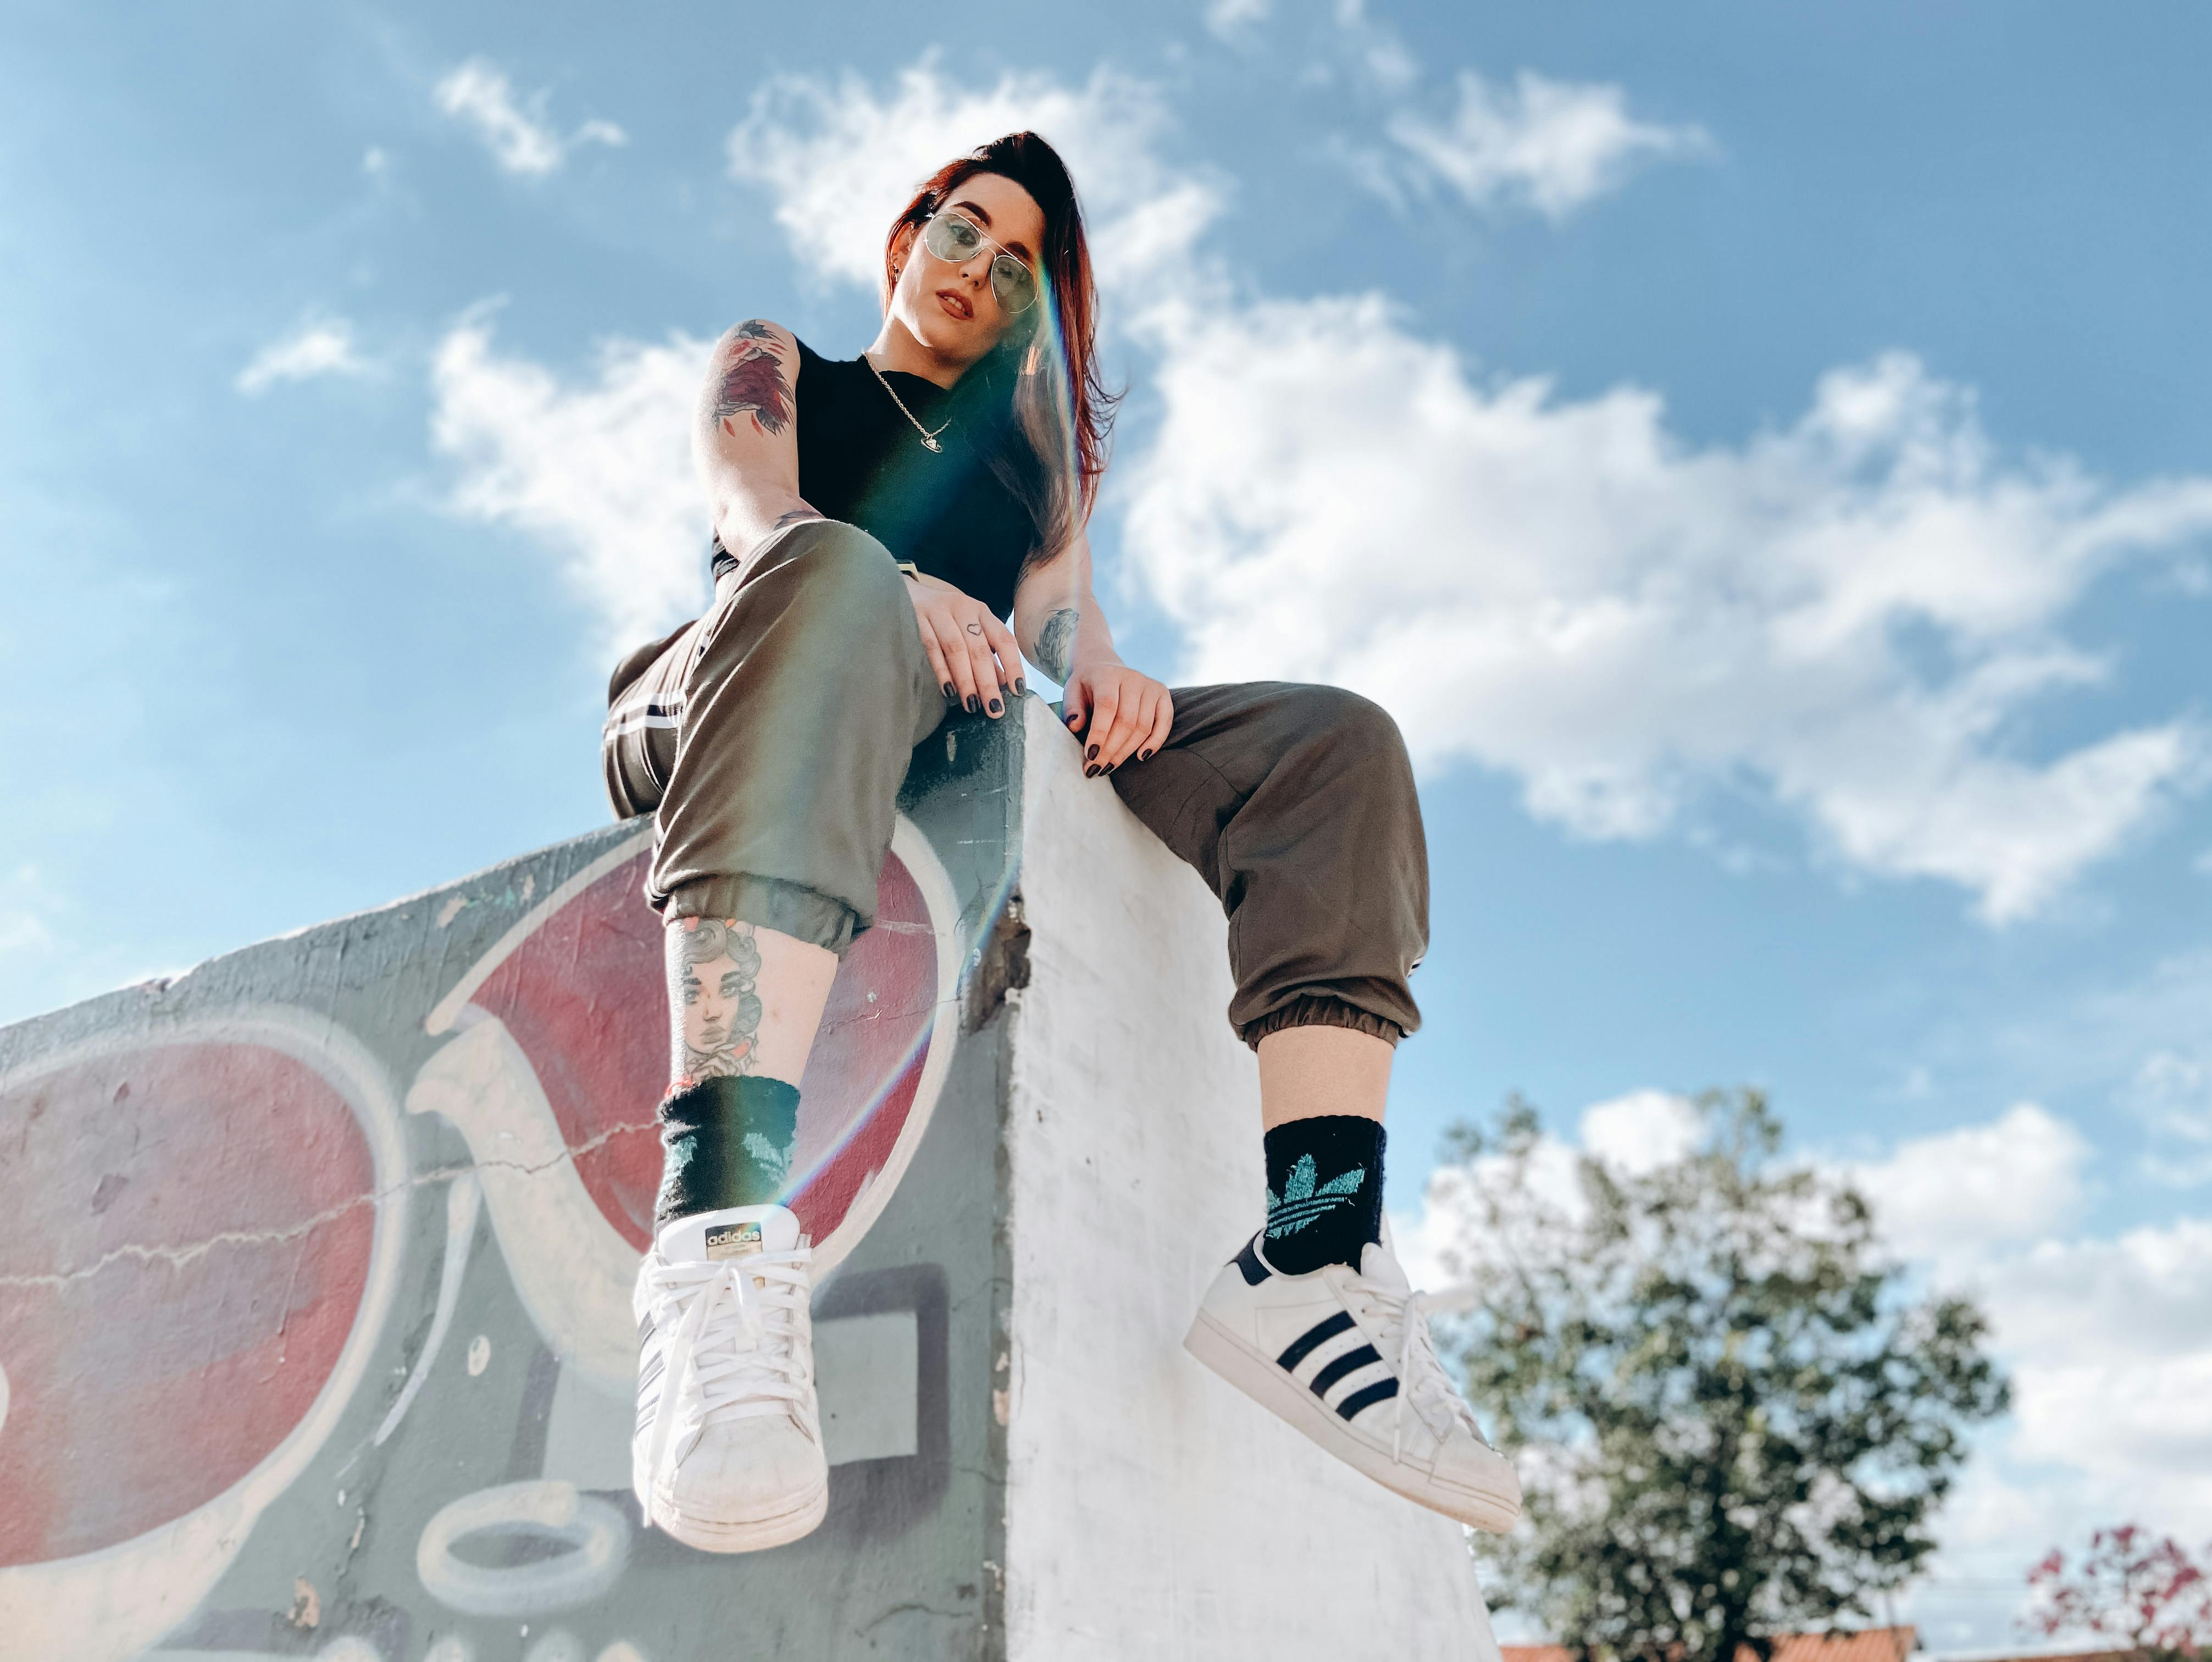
left=703, top=319, right=801, bottom=440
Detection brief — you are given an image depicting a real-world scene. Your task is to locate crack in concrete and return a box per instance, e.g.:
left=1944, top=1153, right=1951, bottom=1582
left=0, top=1121, right=653, bottom=1290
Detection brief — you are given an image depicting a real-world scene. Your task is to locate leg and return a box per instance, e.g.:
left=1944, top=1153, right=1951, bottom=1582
left=607, top=519, right=948, bottom=1219
left=1134, top=686, right=1521, bottom=1533
left=602, top=520, right=946, bottom=1554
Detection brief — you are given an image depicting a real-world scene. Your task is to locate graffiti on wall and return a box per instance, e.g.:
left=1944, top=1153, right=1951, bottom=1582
left=0, top=808, right=979, bottom=1662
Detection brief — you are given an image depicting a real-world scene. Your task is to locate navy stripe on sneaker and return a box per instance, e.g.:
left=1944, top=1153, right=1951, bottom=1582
left=1234, top=1237, right=1271, bottom=1287
left=1310, top=1344, right=1382, bottom=1399
left=1277, top=1310, right=1356, bottom=1372
left=1336, top=1377, right=1400, bottom=1420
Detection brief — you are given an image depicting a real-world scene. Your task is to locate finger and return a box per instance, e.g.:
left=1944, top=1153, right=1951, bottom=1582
left=957, top=610, right=1004, bottom=718
left=912, top=606, right=957, bottom=704
left=932, top=611, right=982, bottom=712
left=1062, top=674, right=1090, bottom=736
left=1140, top=688, right=1174, bottom=761
left=1096, top=684, right=1147, bottom=771
left=984, top=613, right=1024, bottom=697
left=1082, top=682, right=1122, bottom=775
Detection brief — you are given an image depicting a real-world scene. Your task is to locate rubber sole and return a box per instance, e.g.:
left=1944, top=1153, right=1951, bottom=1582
left=1184, top=1309, right=1521, bottom=1534
left=648, top=1476, right=829, bottom=1554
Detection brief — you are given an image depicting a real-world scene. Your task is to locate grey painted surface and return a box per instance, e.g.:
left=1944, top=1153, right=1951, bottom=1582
left=1, top=709, right=1025, bottom=1662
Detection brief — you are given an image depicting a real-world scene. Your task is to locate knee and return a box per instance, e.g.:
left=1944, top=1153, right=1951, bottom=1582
left=1289, top=684, right=1409, bottom=767
left=781, top=521, right=910, bottom=636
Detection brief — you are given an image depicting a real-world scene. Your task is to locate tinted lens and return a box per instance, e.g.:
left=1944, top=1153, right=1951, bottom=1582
left=923, top=214, right=983, bottom=261
left=990, top=255, right=1038, bottom=314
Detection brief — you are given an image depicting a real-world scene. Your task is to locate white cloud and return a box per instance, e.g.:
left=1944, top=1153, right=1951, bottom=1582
left=1122, top=298, right=2212, bottom=921
left=236, top=318, right=373, bottom=395
left=1848, top=1102, right=2091, bottom=1271
left=1389, top=69, right=1711, bottom=219
left=1205, top=0, right=1271, bottom=40
left=1578, top=1088, right=1704, bottom=1175
left=428, top=314, right=709, bottom=647
left=434, top=58, right=626, bottom=178
left=723, top=55, right=1220, bottom=297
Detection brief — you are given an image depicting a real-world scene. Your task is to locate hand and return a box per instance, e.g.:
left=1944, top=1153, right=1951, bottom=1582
left=1065, top=661, right=1173, bottom=776
left=907, top=572, right=1022, bottom=718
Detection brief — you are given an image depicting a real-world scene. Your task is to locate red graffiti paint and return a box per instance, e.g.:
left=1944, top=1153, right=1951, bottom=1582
left=0, top=1043, right=374, bottom=1565
left=462, top=849, right=939, bottom=1250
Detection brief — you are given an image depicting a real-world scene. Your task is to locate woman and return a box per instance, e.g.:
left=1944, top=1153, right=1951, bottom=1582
left=603, top=132, right=1518, bottom=1553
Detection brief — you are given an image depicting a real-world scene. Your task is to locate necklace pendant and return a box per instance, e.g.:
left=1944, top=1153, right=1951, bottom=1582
left=922, top=435, right=943, bottom=452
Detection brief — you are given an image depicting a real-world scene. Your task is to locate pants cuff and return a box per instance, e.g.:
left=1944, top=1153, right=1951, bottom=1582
left=1238, top=993, right=1405, bottom=1052
left=659, top=873, right=857, bottom=955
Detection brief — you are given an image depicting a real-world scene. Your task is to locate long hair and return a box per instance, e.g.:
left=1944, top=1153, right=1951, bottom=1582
left=883, top=132, right=1117, bottom=562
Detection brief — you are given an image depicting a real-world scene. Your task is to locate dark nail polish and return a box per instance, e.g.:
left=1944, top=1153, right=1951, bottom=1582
left=1138, top=749, right=1154, bottom=762
left=1014, top=679, right=1026, bottom=696
left=965, top=694, right=979, bottom=714
left=987, top=699, right=1002, bottom=716
left=1084, top=764, right=1100, bottom=778
left=942, top=683, right=956, bottom=701
left=1086, top=744, right=1099, bottom=762
left=1066, top=714, right=1081, bottom=729
left=1104, top=762, right=1117, bottom=775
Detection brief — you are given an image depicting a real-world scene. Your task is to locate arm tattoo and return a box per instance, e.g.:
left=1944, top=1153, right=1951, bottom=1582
left=669, top=917, right=765, bottom=1083
left=1035, top=608, right=1079, bottom=683
left=713, top=320, right=794, bottom=438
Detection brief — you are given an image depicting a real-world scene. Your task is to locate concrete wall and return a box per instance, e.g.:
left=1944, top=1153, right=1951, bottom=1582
left=0, top=714, right=1023, bottom=1662
left=0, top=695, right=1500, bottom=1662
left=1006, top=697, right=1503, bottom=1661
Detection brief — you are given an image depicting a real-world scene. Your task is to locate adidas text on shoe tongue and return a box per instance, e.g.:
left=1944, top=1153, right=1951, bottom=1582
left=657, top=1204, right=801, bottom=1262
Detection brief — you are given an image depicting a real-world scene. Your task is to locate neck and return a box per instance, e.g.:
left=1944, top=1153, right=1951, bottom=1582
left=864, top=317, right=974, bottom=389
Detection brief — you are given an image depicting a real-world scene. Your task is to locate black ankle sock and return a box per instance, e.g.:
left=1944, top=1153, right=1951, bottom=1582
left=1261, top=1115, right=1385, bottom=1274
left=654, top=1075, right=801, bottom=1224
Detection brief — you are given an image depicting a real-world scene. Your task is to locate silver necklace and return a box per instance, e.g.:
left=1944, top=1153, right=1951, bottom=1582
left=865, top=354, right=951, bottom=453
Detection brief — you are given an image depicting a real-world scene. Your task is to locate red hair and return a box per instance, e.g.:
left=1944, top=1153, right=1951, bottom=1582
left=883, top=131, right=1117, bottom=558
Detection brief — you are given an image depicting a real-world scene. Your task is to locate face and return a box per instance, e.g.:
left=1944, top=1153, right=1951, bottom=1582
left=888, top=170, right=1046, bottom=369
left=684, top=952, right=749, bottom=1055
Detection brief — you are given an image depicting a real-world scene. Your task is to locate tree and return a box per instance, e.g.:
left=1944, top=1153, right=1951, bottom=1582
left=1434, top=1089, right=2008, bottom=1662
left=2026, top=1525, right=2212, bottom=1662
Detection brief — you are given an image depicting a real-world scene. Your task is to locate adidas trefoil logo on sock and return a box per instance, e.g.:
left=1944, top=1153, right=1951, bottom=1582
left=1265, top=1153, right=1367, bottom=1239
left=741, top=1131, right=791, bottom=1192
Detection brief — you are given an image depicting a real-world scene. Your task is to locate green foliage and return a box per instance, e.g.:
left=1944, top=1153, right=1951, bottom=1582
left=1441, top=1089, right=2008, bottom=1662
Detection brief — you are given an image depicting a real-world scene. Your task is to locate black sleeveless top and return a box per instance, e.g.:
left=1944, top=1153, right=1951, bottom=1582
left=709, top=338, right=1040, bottom=619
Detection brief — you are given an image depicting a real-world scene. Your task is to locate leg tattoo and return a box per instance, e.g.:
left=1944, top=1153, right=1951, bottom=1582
left=669, top=917, right=765, bottom=1086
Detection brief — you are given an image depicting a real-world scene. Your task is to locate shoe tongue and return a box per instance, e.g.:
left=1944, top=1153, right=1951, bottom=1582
left=1358, top=1238, right=1411, bottom=1295
left=657, top=1203, right=801, bottom=1262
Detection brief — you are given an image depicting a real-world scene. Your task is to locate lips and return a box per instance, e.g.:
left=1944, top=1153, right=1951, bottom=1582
left=935, top=287, right=973, bottom=321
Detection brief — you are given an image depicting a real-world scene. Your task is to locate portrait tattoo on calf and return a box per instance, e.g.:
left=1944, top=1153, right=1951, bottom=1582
left=713, top=320, right=794, bottom=438
left=669, top=916, right=766, bottom=1084
left=1035, top=607, right=1079, bottom=683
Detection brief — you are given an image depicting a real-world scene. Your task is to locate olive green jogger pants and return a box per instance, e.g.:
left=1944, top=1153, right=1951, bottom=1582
left=601, top=519, right=1428, bottom=1046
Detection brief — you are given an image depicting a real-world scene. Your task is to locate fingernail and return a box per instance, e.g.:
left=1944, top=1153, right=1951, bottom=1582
left=987, top=699, right=1002, bottom=716
left=1066, top=713, right=1080, bottom=728
left=942, top=683, right=956, bottom=701
left=1014, top=679, right=1026, bottom=696
left=965, top=694, right=979, bottom=714
left=1086, top=744, right=1099, bottom=761
left=1139, top=749, right=1154, bottom=761
left=1104, top=762, right=1117, bottom=775
left=1084, top=764, right=1099, bottom=778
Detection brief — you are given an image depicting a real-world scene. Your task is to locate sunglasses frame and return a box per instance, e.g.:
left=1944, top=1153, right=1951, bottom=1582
left=921, top=211, right=1040, bottom=316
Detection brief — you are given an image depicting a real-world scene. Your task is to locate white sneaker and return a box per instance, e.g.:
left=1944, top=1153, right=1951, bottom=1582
left=1184, top=1229, right=1521, bottom=1533
left=631, top=1203, right=828, bottom=1552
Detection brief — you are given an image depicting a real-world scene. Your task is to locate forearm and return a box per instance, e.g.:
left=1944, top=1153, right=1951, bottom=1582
left=1014, top=544, right=1121, bottom=683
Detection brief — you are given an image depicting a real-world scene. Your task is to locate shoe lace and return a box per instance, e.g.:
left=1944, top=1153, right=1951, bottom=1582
left=644, top=1249, right=816, bottom=1488
left=1361, top=1280, right=1485, bottom=1462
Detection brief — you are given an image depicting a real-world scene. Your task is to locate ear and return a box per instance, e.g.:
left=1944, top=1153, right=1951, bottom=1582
left=885, top=221, right=921, bottom=302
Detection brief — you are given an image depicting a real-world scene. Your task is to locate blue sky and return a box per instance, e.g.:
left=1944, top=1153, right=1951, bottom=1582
left=5, top=1, right=2209, bottom=1646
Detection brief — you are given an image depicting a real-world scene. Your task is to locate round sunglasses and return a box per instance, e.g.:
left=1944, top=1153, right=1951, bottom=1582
left=921, top=212, right=1040, bottom=315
